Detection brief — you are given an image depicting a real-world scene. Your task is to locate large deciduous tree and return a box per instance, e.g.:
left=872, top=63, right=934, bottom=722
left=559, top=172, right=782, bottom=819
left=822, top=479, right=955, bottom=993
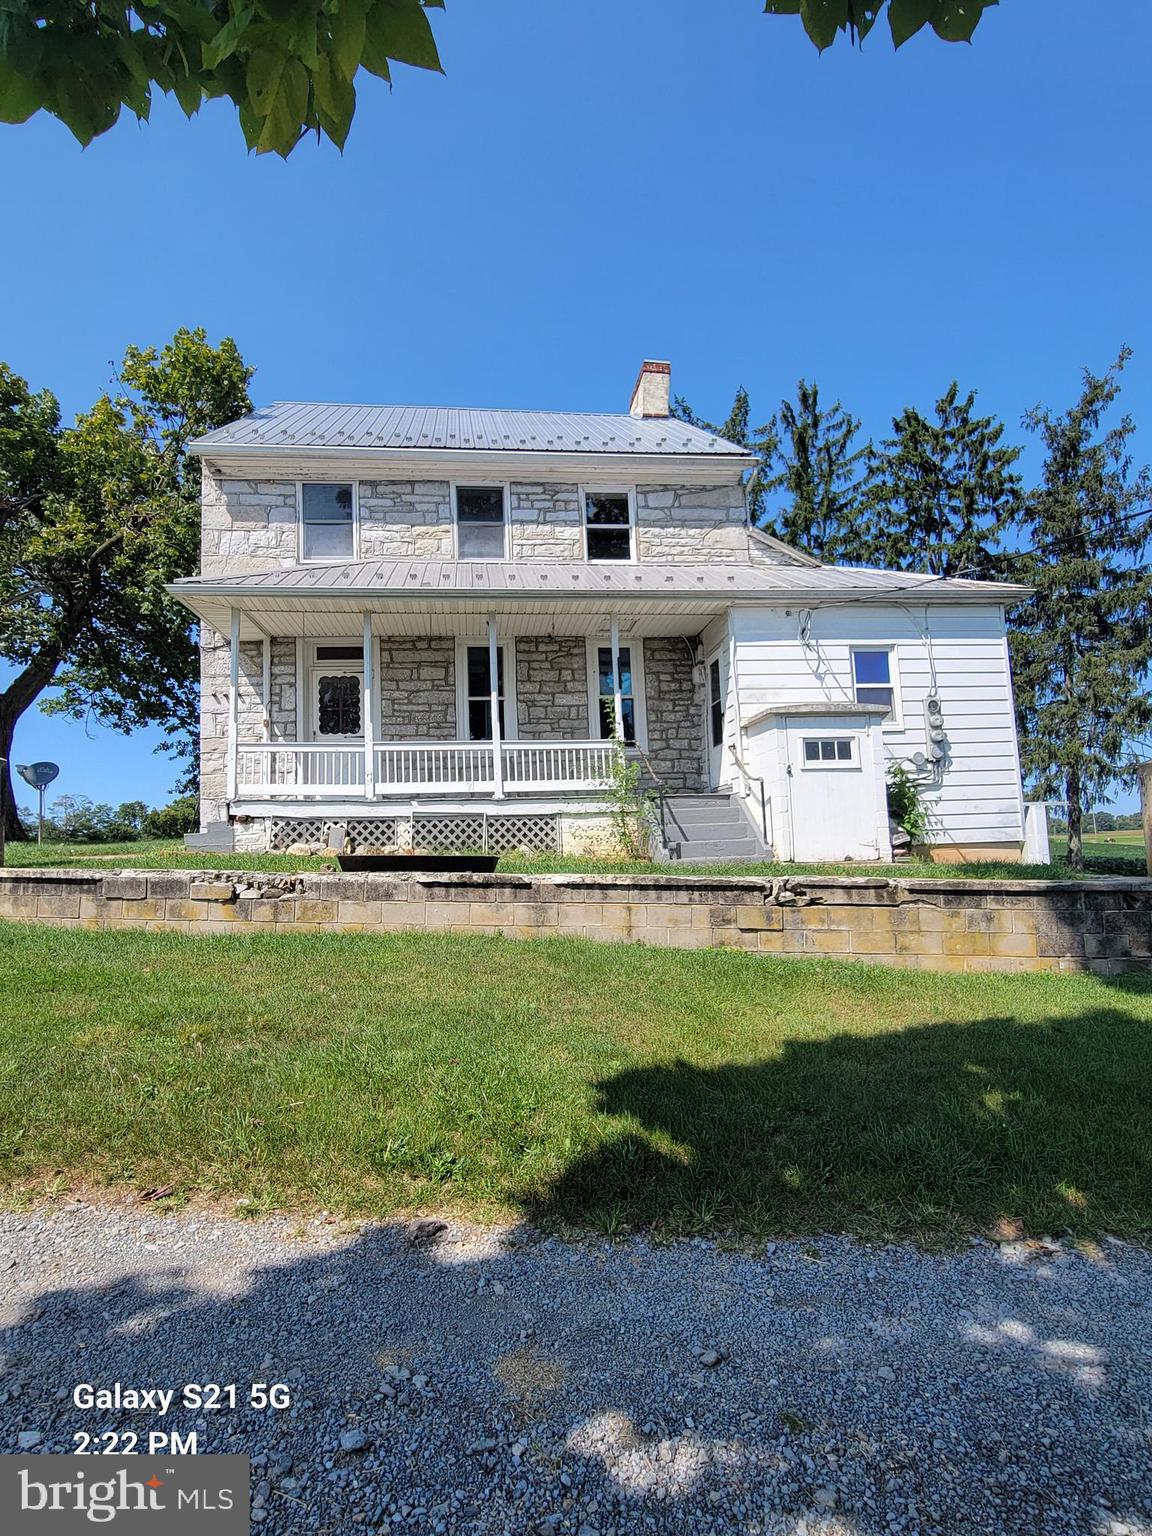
left=762, top=379, right=868, bottom=559
left=856, top=382, right=1022, bottom=577
left=1008, top=350, right=1152, bottom=871
left=0, top=328, right=252, bottom=851
left=0, top=0, right=444, bottom=157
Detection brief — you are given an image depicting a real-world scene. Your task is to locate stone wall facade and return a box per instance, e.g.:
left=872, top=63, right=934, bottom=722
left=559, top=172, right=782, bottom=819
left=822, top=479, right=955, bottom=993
left=635, top=485, right=749, bottom=562
left=378, top=637, right=457, bottom=738
left=642, top=637, right=705, bottom=790
left=198, top=470, right=774, bottom=576
left=515, top=637, right=589, bottom=738
left=360, top=481, right=453, bottom=559
left=509, top=484, right=583, bottom=561
left=3, top=869, right=1149, bottom=977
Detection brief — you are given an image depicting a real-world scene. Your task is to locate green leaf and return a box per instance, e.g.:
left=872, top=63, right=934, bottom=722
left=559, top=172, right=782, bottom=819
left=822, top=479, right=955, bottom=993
left=170, top=66, right=203, bottom=117
left=364, top=0, right=442, bottom=72
left=254, top=52, right=308, bottom=154
left=246, top=40, right=293, bottom=114
left=931, top=0, right=995, bottom=43
left=327, top=0, right=367, bottom=79
left=202, top=5, right=256, bottom=70
left=0, top=55, right=39, bottom=123
left=314, top=49, right=355, bottom=146
left=799, top=0, right=853, bottom=51
left=887, top=0, right=933, bottom=45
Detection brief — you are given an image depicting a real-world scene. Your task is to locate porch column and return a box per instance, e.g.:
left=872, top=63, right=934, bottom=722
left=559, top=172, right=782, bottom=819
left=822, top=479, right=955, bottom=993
left=261, top=635, right=271, bottom=741
left=609, top=615, right=625, bottom=743
left=362, top=613, right=375, bottom=799
left=226, top=608, right=240, bottom=804
left=488, top=615, right=505, bottom=799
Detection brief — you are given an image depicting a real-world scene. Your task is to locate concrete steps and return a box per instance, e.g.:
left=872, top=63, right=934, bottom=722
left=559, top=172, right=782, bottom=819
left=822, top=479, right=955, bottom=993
left=661, top=792, right=770, bottom=864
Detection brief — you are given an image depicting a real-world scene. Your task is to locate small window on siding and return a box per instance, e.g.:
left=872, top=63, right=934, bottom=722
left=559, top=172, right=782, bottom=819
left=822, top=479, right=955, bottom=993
left=852, top=648, right=896, bottom=719
left=802, top=737, right=855, bottom=766
left=584, top=492, right=632, bottom=561
left=456, top=487, right=506, bottom=559
left=301, top=483, right=354, bottom=559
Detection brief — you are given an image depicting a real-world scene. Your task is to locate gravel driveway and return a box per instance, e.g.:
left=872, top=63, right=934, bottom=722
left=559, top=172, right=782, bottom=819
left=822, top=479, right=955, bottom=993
left=1, top=1203, right=1148, bottom=1535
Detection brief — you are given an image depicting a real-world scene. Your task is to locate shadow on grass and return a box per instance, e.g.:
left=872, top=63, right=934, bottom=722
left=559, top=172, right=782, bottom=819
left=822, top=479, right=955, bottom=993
left=526, top=991, right=1152, bottom=1239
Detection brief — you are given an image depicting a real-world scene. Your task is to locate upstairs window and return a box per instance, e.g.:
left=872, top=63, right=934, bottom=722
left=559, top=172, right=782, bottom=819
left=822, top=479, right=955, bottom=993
left=851, top=647, right=897, bottom=722
left=301, top=483, right=355, bottom=560
left=584, top=491, right=633, bottom=561
left=456, top=486, right=507, bottom=559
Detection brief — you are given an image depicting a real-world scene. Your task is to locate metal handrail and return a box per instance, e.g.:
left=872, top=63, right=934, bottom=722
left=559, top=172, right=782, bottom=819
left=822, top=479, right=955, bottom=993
left=630, top=745, right=669, bottom=849
left=728, top=746, right=770, bottom=848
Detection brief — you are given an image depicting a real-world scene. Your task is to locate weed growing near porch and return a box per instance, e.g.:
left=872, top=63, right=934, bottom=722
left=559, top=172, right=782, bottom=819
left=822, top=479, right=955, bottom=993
left=1, top=921, right=1149, bottom=1239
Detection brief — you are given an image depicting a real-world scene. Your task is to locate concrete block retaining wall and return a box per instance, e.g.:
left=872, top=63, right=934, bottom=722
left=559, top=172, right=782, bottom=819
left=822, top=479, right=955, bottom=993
left=1, top=869, right=1150, bottom=975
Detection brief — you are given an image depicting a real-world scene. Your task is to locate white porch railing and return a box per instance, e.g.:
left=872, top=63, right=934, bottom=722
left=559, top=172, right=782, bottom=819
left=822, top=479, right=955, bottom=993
left=234, top=740, right=620, bottom=799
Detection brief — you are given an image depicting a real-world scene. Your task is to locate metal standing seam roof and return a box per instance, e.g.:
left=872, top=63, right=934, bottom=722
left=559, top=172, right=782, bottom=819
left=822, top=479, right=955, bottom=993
left=189, top=401, right=754, bottom=457
left=169, top=560, right=1031, bottom=602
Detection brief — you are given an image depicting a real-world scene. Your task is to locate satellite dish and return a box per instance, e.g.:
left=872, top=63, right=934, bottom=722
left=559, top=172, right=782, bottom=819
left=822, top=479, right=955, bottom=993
left=17, top=761, right=59, bottom=789
left=16, top=762, right=59, bottom=845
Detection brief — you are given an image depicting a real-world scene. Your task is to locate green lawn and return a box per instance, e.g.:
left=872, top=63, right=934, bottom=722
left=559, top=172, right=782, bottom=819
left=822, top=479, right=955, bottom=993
left=1, top=920, right=1148, bottom=1240
left=2, top=836, right=1146, bottom=880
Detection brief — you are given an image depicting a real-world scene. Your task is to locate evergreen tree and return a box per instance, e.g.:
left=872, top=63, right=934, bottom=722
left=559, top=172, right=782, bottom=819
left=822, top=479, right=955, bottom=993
left=857, top=382, right=1023, bottom=577
left=671, top=387, right=779, bottom=524
left=762, top=379, right=868, bottom=559
left=1008, top=349, right=1152, bottom=871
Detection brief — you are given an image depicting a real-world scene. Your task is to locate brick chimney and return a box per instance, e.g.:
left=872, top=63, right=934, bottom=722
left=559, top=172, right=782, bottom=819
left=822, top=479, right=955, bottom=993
left=629, top=359, right=671, bottom=418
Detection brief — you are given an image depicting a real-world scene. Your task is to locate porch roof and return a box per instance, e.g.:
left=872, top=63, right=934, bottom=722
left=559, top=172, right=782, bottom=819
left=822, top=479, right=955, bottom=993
left=168, top=559, right=1031, bottom=640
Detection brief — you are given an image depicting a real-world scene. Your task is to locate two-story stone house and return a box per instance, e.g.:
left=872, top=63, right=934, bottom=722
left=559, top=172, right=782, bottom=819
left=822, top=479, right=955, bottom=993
left=170, top=361, right=1033, bottom=863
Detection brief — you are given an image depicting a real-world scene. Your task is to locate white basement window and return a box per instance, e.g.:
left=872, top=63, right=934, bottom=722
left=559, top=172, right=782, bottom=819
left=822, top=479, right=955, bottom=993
left=583, top=490, right=633, bottom=561
left=801, top=737, right=857, bottom=768
left=301, top=483, right=355, bottom=560
left=455, top=486, right=507, bottom=559
left=851, top=647, right=897, bottom=722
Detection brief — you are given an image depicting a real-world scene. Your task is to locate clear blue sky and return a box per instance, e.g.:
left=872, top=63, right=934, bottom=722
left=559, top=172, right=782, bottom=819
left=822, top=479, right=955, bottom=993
left=1, top=0, right=1149, bottom=814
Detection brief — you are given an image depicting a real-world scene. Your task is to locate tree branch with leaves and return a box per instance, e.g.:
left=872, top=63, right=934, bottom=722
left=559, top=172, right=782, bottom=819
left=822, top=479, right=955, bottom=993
left=0, top=327, right=253, bottom=851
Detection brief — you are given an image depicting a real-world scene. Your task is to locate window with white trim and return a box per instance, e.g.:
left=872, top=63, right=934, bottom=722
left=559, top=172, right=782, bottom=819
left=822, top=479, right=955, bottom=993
left=583, top=490, right=633, bottom=561
left=801, top=737, right=856, bottom=767
left=851, top=647, right=897, bottom=721
left=301, top=483, right=355, bottom=560
left=455, top=486, right=507, bottom=559
left=592, top=644, right=639, bottom=744
left=464, top=644, right=507, bottom=741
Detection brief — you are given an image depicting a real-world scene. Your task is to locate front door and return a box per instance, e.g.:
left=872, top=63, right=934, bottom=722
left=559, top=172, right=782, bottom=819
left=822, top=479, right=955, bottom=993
left=706, top=649, right=728, bottom=788
left=310, top=666, right=362, bottom=741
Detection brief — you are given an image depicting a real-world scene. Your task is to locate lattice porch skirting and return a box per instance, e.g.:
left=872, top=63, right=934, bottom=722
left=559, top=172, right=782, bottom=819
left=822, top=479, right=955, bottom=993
left=268, top=813, right=559, bottom=855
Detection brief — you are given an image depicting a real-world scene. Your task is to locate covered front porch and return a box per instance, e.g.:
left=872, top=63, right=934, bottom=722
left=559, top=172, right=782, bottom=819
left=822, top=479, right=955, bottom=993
left=184, top=590, right=732, bottom=826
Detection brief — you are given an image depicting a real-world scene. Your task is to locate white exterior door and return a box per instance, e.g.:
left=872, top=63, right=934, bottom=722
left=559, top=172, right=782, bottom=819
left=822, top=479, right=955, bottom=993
left=310, top=666, right=363, bottom=741
left=784, top=715, right=888, bottom=862
left=706, top=649, right=728, bottom=788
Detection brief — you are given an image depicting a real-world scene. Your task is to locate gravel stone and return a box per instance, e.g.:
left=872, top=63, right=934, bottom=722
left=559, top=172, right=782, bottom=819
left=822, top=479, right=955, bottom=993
left=1, top=1203, right=1149, bottom=1534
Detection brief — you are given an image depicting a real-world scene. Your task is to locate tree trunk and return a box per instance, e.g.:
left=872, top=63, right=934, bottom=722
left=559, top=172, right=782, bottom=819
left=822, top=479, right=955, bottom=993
left=0, top=653, right=62, bottom=855
left=1065, top=764, right=1083, bottom=872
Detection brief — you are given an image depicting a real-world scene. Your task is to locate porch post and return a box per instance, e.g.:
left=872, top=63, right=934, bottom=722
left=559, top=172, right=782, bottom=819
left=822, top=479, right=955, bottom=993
left=226, top=608, right=240, bottom=804
left=609, top=615, right=625, bottom=743
left=261, top=635, right=271, bottom=741
left=362, top=613, right=375, bottom=799
left=488, top=615, right=505, bottom=799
